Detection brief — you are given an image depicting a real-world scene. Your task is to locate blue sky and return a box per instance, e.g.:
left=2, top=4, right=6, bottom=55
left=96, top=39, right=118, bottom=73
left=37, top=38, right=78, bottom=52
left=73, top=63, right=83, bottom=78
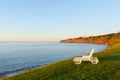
left=0, top=0, right=120, bottom=41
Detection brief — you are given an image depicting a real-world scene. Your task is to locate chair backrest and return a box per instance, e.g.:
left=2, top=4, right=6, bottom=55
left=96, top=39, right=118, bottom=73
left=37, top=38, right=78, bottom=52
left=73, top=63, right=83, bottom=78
left=89, top=48, right=95, bottom=57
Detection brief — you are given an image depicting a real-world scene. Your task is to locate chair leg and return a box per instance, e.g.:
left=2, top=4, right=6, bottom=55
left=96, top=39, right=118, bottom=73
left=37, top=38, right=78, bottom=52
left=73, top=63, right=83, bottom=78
left=74, top=60, right=82, bottom=64
left=91, top=60, right=98, bottom=64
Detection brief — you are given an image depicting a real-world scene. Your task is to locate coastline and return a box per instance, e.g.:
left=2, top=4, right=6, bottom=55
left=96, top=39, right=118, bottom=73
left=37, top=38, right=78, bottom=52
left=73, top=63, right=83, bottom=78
left=1, top=33, right=120, bottom=80
left=3, top=41, right=120, bottom=80
left=0, top=64, right=45, bottom=78
left=60, top=33, right=120, bottom=46
left=0, top=43, right=107, bottom=78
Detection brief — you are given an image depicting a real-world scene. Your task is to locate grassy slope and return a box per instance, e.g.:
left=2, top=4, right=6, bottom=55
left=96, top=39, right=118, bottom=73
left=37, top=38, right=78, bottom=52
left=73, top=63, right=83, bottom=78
left=1, top=42, right=120, bottom=80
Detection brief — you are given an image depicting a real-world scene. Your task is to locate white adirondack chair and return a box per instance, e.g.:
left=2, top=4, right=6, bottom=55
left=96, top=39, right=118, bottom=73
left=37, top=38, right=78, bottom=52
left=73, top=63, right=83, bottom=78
left=73, top=48, right=99, bottom=64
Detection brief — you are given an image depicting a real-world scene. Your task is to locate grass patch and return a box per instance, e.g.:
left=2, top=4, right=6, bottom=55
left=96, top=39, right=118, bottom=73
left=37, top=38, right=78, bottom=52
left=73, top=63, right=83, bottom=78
left=1, top=42, right=120, bottom=80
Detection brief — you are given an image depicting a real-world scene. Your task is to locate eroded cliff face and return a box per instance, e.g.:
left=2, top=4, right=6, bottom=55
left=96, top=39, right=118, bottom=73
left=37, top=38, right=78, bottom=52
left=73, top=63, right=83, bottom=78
left=60, top=33, right=120, bottom=45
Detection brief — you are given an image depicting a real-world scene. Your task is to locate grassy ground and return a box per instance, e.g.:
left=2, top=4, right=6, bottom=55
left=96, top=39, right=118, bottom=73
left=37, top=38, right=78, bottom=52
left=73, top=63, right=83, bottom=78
left=1, top=42, right=120, bottom=80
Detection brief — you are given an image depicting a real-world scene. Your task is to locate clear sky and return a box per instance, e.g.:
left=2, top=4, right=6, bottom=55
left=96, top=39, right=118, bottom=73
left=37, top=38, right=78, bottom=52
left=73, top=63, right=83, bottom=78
left=0, top=0, right=120, bottom=41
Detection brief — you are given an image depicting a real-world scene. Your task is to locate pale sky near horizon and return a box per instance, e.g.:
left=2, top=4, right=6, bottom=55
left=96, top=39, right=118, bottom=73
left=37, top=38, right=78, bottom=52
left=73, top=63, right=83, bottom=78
left=0, top=0, right=120, bottom=41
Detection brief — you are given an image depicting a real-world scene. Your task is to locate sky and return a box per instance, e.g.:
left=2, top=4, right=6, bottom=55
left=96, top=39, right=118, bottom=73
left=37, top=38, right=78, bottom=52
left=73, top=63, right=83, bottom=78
left=0, top=0, right=120, bottom=41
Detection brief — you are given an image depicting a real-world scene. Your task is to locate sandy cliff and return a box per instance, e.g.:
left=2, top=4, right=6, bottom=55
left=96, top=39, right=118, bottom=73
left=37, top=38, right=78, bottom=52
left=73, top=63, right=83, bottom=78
left=60, top=33, right=120, bottom=45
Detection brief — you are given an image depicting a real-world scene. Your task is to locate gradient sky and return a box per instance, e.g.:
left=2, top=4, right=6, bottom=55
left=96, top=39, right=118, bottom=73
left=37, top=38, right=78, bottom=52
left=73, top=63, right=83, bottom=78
left=0, top=0, right=120, bottom=41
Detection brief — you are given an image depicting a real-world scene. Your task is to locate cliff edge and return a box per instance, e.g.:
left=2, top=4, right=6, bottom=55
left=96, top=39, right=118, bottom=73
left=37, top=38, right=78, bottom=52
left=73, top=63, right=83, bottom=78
left=60, top=33, right=120, bottom=45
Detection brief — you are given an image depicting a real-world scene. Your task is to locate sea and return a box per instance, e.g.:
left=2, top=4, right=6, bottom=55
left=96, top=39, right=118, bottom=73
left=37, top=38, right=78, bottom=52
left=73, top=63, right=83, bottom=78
left=0, top=42, right=107, bottom=77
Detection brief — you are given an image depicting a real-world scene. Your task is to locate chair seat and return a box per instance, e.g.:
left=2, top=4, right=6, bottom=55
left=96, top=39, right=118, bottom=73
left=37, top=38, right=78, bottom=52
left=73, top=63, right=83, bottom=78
left=73, top=48, right=99, bottom=64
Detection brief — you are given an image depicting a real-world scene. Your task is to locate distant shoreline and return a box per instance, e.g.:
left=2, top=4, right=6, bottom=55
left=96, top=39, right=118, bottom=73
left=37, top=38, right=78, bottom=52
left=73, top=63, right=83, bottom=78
left=60, top=33, right=120, bottom=46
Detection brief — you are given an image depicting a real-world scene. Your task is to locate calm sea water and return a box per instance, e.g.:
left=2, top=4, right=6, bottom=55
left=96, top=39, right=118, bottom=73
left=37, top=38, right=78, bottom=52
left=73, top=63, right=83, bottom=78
left=0, top=42, right=107, bottom=77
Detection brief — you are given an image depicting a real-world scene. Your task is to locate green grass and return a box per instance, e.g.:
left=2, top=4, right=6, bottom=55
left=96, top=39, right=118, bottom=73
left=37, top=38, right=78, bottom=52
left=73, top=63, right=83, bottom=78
left=1, top=42, right=120, bottom=80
